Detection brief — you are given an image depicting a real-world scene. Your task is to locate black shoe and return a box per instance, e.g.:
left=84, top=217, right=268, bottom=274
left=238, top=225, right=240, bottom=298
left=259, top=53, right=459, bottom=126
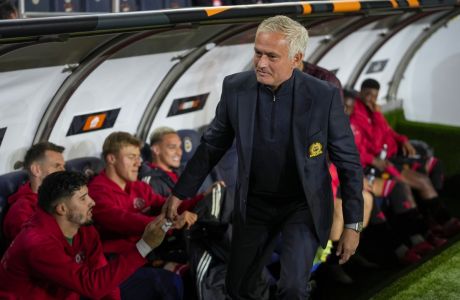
left=322, top=264, right=353, bottom=284
left=350, top=253, right=380, bottom=269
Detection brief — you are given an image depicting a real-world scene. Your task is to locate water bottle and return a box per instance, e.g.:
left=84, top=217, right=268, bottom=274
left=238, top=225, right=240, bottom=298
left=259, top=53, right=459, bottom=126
left=367, top=168, right=376, bottom=186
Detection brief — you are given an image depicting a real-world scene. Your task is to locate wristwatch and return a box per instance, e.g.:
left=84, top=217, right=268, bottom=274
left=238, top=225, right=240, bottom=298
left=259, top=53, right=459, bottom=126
left=344, top=222, right=363, bottom=233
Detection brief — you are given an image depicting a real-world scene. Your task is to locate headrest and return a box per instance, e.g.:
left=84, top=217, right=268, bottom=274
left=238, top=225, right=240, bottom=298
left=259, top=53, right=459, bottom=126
left=140, top=142, right=152, bottom=164
left=0, top=170, right=28, bottom=219
left=177, top=129, right=201, bottom=166
left=65, top=157, right=105, bottom=179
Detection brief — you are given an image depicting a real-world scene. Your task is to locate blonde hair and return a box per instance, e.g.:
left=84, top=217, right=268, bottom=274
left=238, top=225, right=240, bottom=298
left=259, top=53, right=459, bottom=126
left=149, top=127, right=177, bottom=146
left=256, top=15, right=309, bottom=59
left=102, top=131, right=141, bottom=161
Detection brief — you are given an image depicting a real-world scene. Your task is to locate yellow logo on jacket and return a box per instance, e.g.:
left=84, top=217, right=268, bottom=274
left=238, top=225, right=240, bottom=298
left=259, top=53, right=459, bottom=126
left=309, top=142, right=323, bottom=158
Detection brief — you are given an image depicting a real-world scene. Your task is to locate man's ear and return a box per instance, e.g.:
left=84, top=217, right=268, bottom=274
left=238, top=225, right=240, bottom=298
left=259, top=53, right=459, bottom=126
left=106, top=153, right=116, bottom=165
left=151, top=144, right=160, bottom=156
left=54, top=202, right=67, bottom=217
left=292, top=52, right=303, bottom=68
left=30, top=162, right=42, bottom=178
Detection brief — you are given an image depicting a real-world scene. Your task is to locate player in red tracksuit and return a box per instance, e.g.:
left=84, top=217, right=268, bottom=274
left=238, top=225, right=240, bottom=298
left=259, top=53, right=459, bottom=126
left=0, top=171, right=168, bottom=300
left=350, top=78, right=460, bottom=238
left=89, top=131, right=198, bottom=256
left=3, top=142, right=65, bottom=243
left=3, top=182, right=37, bottom=242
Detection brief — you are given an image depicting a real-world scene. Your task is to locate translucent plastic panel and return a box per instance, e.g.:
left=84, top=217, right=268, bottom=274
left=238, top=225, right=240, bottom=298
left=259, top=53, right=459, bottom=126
left=48, top=51, right=184, bottom=159
left=0, top=34, right=117, bottom=72
left=354, top=12, right=443, bottom=104
left=317, top=19, right=390, bottom=85
left=398, top=15, right=460, bottom=126
left=304, top=35, right=323, bottom=61
left=0, top=67, right=70, bottom=173
left=148, top=43, right=254, bottom=135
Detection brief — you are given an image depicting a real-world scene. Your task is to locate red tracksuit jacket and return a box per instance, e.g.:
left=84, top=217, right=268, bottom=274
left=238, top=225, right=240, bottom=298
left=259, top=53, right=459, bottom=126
left=88, top=171, right=165, bottom=254
left=349, top=99, right=408, bottom=167
left=89, top=171, right=197, bottom=255
left=146, top=162, right=205, bottom=203
left=0, top=209, right=145, bottom=299
left=3, top=182, right=37, bottom=243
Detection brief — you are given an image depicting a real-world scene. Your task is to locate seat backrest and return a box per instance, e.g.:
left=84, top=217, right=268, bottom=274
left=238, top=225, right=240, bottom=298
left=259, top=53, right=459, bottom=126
left=55, top=0, right=82, bottom=12
left=137, top=0, right=164, bottom=10
left=177, top=129, right=201, bottom=168
left=0, top=170, right=28, bottom=252
left=140, top=142, right=152, bottom=164
left=80, top=0, right=109, bottom=12
left=0, top=170, right=28, bottom=222
left=65, top=157, right=105, bottom=180
left=25, top=0, right=55, bottom=12
left=164, top=0, right=191, bottom=8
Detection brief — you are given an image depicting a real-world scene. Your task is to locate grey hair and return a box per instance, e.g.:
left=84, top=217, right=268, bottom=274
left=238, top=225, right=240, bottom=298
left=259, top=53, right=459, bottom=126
left=256, top=15, right=309, bottom=59
left=149, top=127, right=177, bottom=145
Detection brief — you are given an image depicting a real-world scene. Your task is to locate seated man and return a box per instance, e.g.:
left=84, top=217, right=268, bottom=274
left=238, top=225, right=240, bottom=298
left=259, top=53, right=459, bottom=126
left=350, top=78, right=459, bottom=236
left=0, top=171, right=168, bottom=299
left=140, top=127, right=222, bottom=199
left=89, top=131, right=197, bottom=255
left=3, top=142, right=65, bottom=242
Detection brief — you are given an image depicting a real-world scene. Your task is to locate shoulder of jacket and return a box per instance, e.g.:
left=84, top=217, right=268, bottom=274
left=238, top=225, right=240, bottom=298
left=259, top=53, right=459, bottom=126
left=224, top=71, right=255, bottom=87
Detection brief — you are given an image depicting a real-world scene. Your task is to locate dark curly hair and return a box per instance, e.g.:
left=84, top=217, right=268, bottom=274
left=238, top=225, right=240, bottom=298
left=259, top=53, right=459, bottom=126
left=38, top=171, right=87, bottom=214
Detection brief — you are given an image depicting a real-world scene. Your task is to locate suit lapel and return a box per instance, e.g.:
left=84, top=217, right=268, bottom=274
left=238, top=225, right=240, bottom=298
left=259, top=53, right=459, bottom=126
left=237, top=74, right=258, bottom=177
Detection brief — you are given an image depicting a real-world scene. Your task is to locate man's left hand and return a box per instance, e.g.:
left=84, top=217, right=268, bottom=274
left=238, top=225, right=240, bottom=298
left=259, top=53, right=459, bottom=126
left=402, top=141, right=417, bottom=157
left=336, top=228, right=360, bottom=264
left=174, top=211, right=198, bottom=229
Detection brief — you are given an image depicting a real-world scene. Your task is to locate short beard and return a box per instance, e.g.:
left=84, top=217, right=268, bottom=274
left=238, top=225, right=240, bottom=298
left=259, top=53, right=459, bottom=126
left=81, top=220, right=94, bottom=226
left=67, top=211, right=93, bottom=227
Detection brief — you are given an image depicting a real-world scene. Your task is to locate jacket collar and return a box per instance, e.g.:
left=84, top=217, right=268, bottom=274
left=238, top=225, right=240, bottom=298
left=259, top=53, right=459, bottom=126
left=236, top=69, right=313, bottom=175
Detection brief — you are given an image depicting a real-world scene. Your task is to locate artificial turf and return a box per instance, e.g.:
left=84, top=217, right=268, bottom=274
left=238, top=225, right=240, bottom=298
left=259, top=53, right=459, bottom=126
left=371, top=240, right=460, bottom=300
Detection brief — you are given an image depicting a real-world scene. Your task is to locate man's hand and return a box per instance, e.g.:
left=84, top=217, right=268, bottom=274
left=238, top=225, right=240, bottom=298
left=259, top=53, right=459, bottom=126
left=372, top=158, right=390, bottom=171
left=162, top=195, right=181, bottom=221
left=203, top=181, right=226, bottom=197
left=402, top=141, right=417, bottom=157
left=336, top=228, right=360, bottom=264
left=141, top=215, right=168, bottom=249
left=173, top=211, right=198, bottom=229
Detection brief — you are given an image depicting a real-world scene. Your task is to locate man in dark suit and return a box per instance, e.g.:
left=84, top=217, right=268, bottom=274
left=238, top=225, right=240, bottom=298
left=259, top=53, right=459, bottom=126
left=163, top=15, right=364, bottom=299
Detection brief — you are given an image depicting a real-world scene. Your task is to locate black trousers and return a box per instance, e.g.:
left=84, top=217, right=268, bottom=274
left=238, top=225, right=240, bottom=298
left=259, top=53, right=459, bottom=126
left=226, top=196, right=319, bottom=300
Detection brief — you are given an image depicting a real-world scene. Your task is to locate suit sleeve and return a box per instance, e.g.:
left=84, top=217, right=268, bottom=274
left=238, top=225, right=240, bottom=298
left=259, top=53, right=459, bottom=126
left=327, top=88, right=364, bottom=224
left=173, top=77, right=235, bottom=199
left=26, top=234, right=144, bottom=299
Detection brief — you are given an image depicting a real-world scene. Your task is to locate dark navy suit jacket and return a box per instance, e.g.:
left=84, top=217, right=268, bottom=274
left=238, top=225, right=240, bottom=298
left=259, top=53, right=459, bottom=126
left=173, top=69, right=363, bottom=248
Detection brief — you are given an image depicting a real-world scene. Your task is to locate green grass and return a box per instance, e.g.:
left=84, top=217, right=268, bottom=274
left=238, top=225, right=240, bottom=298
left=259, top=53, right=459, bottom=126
left=371, top=240, right=460, bottom=300
left=384, top=109, right=460, bottom=177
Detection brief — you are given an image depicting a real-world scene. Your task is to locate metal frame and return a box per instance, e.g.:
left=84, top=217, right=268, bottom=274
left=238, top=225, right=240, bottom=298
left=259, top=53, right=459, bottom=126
left=344, top=11, right=433, bottom=89
left=32, top=29, right=174, bottom=143
left=3, top=0, right=457, bottom=42
left=386, top=8, right=460, bottom=102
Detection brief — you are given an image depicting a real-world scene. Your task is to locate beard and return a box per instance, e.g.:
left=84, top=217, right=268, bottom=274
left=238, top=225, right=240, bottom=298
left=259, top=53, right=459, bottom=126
left=67, top=210, right=93, bottom=226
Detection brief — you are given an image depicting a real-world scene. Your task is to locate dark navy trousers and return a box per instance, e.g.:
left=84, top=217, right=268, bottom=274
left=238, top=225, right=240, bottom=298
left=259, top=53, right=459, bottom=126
left=226, top=196, right=319, bottom=300
left=120, top=267, right=183, bottom=300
